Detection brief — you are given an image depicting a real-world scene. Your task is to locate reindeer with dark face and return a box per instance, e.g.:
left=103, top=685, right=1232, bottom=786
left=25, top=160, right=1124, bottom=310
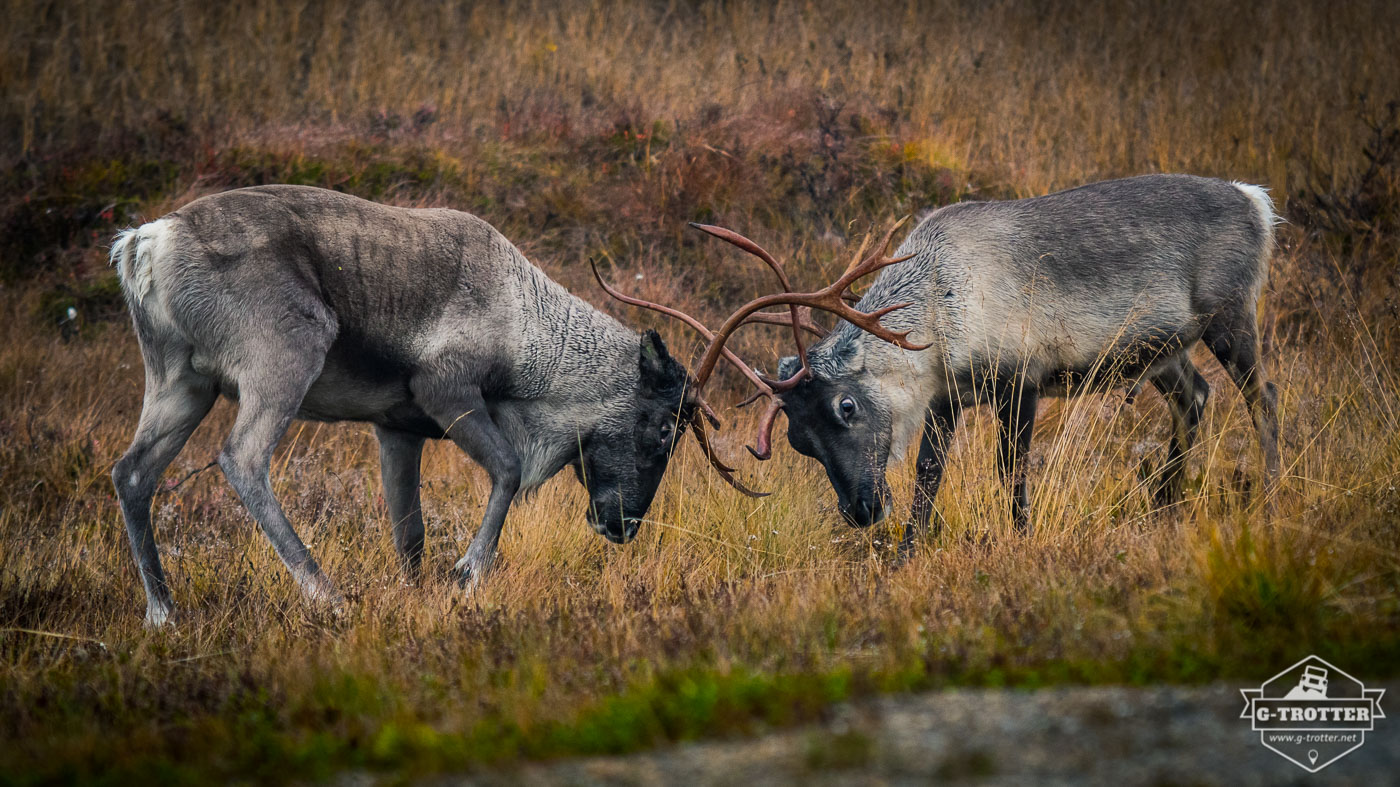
left=634, top=175, right=1281, bottom=558
left=109, top=185, right=761, bottom=626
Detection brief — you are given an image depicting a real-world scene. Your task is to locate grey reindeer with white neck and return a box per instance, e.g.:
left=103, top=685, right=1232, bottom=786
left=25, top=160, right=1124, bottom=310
left=109, top=185, right=765, bottom=626
left=667, top=175, right=1282, bottom=557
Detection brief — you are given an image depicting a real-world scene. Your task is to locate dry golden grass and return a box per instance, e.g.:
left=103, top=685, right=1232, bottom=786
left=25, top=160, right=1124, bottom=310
left=6, top=0, right=1399, bottom=189
left=2, top=0, right=1400, bottom=783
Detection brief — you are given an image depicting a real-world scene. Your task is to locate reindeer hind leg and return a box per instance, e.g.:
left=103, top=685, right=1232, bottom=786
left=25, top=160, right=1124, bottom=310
left=1204, top=312, right=1280, bottom=493
left=113, top=351, right=217, bottom=626
left=216, top=317, right=341, bottom=609
left=1147, top=355, right=1209, bottom=507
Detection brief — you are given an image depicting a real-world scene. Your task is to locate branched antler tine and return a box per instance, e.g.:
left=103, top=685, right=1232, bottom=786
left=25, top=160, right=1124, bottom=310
left=720, top=348, right=774, bottom=396
left=862, top=251, right=916, bottom=276
left=835, top=303, right=931, bottom=350
left=691, top=293, right=797, bottom=392
left=590, top=257, right=771, bottom=394
left=842, top=217, right=910, bottom=279
left=871, top=216, right=908, bottom=258
left=590, top=257, right=709, bottom=333
left=690, top=417, right=769, bottom=497
left=688, top=416, right=736, bottom=472
left=840, top=229, right=876, bottom=278
left=859, top=323, right=929, bottom=351
left=734, top=389, right=767, bottom=408
left=688, top=223, right=792, bottom=291
left=689, top=223, right=809, bottom=374
left=830, top=249, right=913, bottom=303
left=839, top=250, right=914, bottom=291
left=866, top=301, right=915, bottom=320
left=696, top=397, right=722, bottom=429
left=693, top=257, right=930, bottom=384
left=746, top=398, right=786, bottom=461
left=739, top=310, right=826, bottom=338
left=711, top=347, right=772, bottom=398
left=765, top=364, right=810, bottom=392
left=837, top=253, right=912, bottom=305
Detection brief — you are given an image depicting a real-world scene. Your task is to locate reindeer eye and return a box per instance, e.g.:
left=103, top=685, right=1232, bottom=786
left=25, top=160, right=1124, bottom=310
left=838, top=396, right=857, bottom=420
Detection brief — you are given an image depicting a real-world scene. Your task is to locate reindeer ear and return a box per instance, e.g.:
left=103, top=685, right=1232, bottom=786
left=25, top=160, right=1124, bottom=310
left=831, top=334, right=866, bottom=371
left=777, top=355, right=802, bottom=382
left=639, top=330, right=683, bottom=397
left=639, top=329, right=671, bottom=370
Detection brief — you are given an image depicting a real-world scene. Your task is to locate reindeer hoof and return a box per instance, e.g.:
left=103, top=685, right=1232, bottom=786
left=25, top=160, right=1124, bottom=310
left=143, top=603, right=177, bottom=629
left=1152, top=478, right=1183, bottom=509
left=300, top=575, right=345, bottom=617
left=454, top=555, right=492, bottom=593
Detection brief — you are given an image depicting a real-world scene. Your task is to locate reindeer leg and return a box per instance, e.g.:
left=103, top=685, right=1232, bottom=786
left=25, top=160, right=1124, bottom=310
left=1148, top=356, right=1209, bottom=507
left=993, top=380, right=1038, bottom=536
left=113, top=358, right=217, bottom=627
left=899, top=396, right=961, bottom=561
left=219, top=344, right=340, bottom=610
left=413, top=382, right=520, bottom=590
left=375, top=426, right=426, bottom=580
left=1204, top=314, right=1281, bottom=496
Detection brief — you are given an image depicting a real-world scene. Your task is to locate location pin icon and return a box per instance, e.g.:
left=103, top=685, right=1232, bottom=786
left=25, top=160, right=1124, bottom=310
left=1308, top=750, right=1319, bottom=765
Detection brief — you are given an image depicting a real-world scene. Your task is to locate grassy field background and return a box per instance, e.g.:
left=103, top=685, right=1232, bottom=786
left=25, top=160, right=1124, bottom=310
left=2, top=0, right=1399, bottom=783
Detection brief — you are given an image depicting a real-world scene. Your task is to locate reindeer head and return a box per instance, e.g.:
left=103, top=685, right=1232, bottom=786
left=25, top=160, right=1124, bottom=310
left=573, top=328, right=697, bottom=544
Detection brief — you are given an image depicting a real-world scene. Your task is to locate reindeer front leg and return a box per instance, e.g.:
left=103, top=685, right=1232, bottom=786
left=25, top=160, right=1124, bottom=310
left=993, top=381, right=1039, bottom=536
left=375, top=426, right=427, bottom=579
left=899, top=397, right=961, bottom=561
left=414, top=380, right=521, bottom=589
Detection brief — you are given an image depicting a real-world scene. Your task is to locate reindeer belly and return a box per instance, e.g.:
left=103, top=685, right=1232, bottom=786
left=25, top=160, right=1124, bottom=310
left=960, top=288, right=1199, bottom=396
left=296, top=337, right=419, bottom=424
left=1035, top=313, right=1201, bottom=395
left=298, top=373, right=407, bottom=422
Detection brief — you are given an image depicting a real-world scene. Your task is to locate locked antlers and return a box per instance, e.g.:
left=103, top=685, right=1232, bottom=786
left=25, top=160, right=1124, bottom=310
left=591, top=218, right=926, bottom=492
left=685, top=217, right=929, bottom=460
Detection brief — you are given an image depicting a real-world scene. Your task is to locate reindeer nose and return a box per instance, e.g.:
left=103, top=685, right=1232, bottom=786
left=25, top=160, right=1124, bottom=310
left=841, top=490, right=888, bottom=527
left=868, top=498, right=889, bottom=525
left=590, top=506, right=641, bottom=544
left=607, top=518, right=641, bottom=543
left=602, top=519, right=640, bottom=545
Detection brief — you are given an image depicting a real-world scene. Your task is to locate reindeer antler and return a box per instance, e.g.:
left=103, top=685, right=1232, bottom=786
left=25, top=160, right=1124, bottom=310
left=684, top=218, right=928, bottom=457
left=686, top=223, right=813, bottom=378
left=687, top=217, right=926, bottom=387
left=591, top=218, right=925, bottom=489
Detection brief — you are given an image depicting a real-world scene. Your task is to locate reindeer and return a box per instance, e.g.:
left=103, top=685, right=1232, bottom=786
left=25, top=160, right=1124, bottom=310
left=109, top=185, right=783, bottom=626
left=623, top=175, right=1282, bottom=557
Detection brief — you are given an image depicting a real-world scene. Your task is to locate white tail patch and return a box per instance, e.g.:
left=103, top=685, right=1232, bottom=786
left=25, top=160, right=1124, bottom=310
left=1232, top=182, right=1283, bottom=230
left=1232, top=182, right=1280, bottom=296
left=110, top=219, right=177, bottom=315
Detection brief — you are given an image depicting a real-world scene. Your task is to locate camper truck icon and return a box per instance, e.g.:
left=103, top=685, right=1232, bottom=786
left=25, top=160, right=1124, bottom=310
left=1300, top=666, right=1329, bottom=694
left=1283, top=665, right=1331, bottom=699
